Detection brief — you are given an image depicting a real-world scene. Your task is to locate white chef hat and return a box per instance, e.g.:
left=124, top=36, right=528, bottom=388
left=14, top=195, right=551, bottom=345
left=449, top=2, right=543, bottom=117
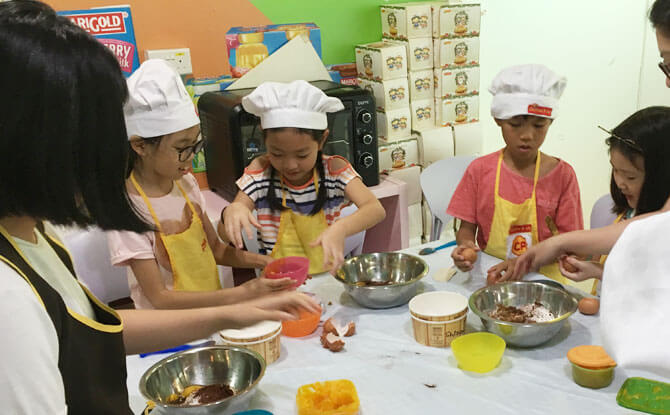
left=242, top=80, right=344, bottom=130
left=124, top=59, right=200, bottom=139
left=489, top=64, right=567, bottom=120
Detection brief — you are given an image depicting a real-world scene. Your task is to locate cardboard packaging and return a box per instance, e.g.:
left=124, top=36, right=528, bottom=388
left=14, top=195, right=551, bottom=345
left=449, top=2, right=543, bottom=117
left=453, top=121, right=483, bottom=156
left=58, top=6, right=140, bottom=77
left=416, top=127, right=455, bottom=167
left=387, top=165, right=423, bottom=205
left=226, top=23, right=322, bottom=78
left=387, top=37, right=434, bottom=72
left=356, top=41, right=408, bottom=81
left=408, top=202, right=424, bottom=245
left=358, top=77, right=410, bottom=111
left=328, top=63, right=358, bottom=86
left=435, top=96, right=479, bottom=126
left=409, top=69, right=435, bottom=101
left=378, top=135, right=420, bottom=173
left=381, top=3, right=432, bottom=40
left=433, top=3, right=481, bottom=39
left=434, top=37, right=480, bottom=69
left=411, top=99, right=435, bottom=132
left=434, top=65, right=480, bottom=99
left=377, top=107, right=412, bottom=142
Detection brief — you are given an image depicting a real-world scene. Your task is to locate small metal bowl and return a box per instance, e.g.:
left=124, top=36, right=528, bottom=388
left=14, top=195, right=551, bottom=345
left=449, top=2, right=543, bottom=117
left=139, top=346, right=266, bottom=414
left=469, top=281, right=578, bottom=348
left=334, top=252, right=429, bottom=309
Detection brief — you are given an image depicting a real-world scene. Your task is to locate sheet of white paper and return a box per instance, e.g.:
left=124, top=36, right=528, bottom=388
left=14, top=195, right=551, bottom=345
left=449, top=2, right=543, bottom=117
left=227, top=34, right=331, bottom=90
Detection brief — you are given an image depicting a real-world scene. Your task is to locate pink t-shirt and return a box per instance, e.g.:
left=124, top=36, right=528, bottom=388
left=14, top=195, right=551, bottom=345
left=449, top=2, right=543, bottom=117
left=107, top=173, right=209, bottom=309
left=447, top=150, right=583, bottom=250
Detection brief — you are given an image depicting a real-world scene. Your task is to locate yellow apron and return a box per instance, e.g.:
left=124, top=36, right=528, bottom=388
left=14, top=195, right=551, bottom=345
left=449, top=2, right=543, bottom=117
left=131, top=173, right=220, bottom=291
left=485, top=151, right=594, bottom=293
left=270, top=170, right=328, bottom=275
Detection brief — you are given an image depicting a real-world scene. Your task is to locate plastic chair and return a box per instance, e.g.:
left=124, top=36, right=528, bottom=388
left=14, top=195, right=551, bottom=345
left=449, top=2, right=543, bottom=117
left=590, top=193, right=618, bottom=229
left=59, top=227, right=131, bottom=305
left=420, top=155, right=476, bottom=241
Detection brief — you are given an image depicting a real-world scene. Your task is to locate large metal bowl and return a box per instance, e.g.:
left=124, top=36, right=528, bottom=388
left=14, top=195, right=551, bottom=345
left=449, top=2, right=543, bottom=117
left=334, top=252, right=428, bottom=309
left=139, top=345, right=266, bottom=414
left=469, top=281, right=578, bottom=348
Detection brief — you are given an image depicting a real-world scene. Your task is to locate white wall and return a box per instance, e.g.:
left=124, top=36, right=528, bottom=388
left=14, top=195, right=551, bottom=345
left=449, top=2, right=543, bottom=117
left=477, top=0, right=650, bottom=225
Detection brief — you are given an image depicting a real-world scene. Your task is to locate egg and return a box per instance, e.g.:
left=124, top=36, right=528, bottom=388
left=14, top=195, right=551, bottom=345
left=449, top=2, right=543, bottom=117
left=578, top=298, right=600, bottom=315
left=562, top=256, right=579, bottom=273
left=462, top=248, right=478, bottom=263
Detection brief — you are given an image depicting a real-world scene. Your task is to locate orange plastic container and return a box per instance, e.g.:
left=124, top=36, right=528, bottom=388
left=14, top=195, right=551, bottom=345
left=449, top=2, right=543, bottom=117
left=567, top=345, right=617, bottom=389
left=282, top=307, right=322, bottom=337
left=296, top=379, right=360, bottom=415
left=265, top=256, right=309, bottom=289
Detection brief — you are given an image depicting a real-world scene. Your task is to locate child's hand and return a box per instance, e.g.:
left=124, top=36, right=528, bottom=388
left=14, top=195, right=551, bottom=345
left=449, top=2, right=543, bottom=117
left=451, top=244, right=479, bottom=272
left=310, top=225, right=346, bottom=275
left=223, top=202, right=260, bottom=249
left=558, top=255, right=603, bottom=281
left=229, top=291, right=321, bottom=327
left=242, top=276, right=295, bottom=295
left=486, top=258, right=520, bottom=285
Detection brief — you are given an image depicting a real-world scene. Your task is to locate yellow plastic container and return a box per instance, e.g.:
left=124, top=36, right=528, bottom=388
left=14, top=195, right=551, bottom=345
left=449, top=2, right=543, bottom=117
left=451, top=332, right=506, bottom=373
left=296, top=379, right=360, bottom=415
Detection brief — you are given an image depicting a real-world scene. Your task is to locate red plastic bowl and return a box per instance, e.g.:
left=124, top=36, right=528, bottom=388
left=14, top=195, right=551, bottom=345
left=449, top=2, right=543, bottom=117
left=265, top=256, right=310, bottom=289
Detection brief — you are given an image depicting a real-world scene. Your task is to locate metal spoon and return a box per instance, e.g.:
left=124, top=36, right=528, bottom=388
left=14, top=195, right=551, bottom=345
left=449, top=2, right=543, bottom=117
left=418, top=240, right=457, bottom=256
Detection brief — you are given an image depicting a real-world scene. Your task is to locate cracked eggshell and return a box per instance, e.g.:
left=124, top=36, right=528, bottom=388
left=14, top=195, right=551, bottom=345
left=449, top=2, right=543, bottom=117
left=323, top=317, right=356, bottom=337
left=320, top=332, right=345, bottom=352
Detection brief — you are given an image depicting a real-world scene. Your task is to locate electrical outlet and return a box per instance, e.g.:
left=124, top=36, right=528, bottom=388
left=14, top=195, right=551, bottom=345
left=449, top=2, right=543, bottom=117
left=145, top=48, right=193, bottom=75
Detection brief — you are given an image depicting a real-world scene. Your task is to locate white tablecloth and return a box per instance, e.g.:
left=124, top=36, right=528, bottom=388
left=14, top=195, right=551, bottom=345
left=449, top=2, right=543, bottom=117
left=126, top=244, right=660, bottom=414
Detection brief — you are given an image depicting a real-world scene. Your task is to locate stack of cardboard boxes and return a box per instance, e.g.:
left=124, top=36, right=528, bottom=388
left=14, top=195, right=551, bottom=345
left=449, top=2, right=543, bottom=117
left=355, top=2, right=482, bottom=246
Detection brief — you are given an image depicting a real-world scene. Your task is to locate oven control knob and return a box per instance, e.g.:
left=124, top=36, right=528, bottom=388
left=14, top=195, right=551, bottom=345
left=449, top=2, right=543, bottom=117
left=361, top=134, right=373, bottom=145
left=358, top=111, right=372, bottom=124
left=359, top=152, right=374, bottom=168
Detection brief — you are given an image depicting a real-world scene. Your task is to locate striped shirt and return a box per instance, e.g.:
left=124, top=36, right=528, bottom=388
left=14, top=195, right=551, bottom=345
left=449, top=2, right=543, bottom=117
left=236, top=155, right=360, bottom=254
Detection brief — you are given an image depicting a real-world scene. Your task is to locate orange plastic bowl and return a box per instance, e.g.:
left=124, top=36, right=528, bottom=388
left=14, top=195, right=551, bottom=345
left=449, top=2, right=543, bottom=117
left=265, top=257, right=310, bottom=289
left=282, top=307, right=322, bottom=338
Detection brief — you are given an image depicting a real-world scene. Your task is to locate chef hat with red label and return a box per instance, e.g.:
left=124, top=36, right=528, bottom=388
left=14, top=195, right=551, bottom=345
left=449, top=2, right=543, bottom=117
left=242, top=80, right=344, bottom=130
left=124, top=59, right=200, bottom=139
left=489, top=64, right=566, bottom=120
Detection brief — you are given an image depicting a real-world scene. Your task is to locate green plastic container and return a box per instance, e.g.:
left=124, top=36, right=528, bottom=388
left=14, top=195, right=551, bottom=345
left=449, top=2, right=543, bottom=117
left=617, top=377, right=670, bottom=415
left=570, top=362, right=615, bottom=389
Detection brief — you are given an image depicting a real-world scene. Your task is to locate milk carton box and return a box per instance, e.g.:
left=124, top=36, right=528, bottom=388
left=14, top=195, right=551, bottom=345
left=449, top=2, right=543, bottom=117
left=434, top=65, right=480, bottom=98
left=435, top=96, right=479, bottom=126
left=381, top=3, right=432, bottom=40
left=358, top=77, right=410, bottom=111
left=409, top=69, right=434, bottom=101
left=58, top=6, right=140, bottom=77
left=377, top=107, right=412, bottom=142
left=433, top=36, right=479, bottom=69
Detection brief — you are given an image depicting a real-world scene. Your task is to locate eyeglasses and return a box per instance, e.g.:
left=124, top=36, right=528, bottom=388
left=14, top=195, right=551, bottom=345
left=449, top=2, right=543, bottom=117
left=597, top=125, right=642, bottom=152
left=177, top=137, right=206, bottom=162
left=659, top=61, right=670, bottom=79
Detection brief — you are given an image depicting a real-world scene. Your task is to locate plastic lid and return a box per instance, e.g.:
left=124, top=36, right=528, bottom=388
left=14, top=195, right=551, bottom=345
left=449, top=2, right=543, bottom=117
left=409, top=291, right=468, bottom=317
left=567, top=345, right=616, bottom=369
left=220, top=320, right=281, bottom=340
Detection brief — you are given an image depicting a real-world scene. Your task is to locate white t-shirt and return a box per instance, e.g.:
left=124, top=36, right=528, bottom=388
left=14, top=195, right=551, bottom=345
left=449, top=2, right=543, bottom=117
left=0, top=223, right=92, bottom=414
left=107, top=173, right=209, bottom=309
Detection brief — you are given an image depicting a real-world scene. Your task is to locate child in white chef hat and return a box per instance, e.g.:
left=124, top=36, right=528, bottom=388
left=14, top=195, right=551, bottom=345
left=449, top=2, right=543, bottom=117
left=221, top=80, right=386, bottom=275
left=447, top=64, right=585, bottom=289
left=107, top=59, right=295, bottom=309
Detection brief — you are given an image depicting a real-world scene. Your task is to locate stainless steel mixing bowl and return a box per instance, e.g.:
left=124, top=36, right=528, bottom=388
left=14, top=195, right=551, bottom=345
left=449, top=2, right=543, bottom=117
left=139, top=345, right=266, bottom=414
left=469, top=281, right=578, bottom=348
left=334, top=252, right=428, bottom=309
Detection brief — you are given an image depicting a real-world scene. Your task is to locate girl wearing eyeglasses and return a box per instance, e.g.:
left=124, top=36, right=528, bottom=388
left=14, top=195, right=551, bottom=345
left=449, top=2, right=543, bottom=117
left=107, top=60, right=293, bottom=310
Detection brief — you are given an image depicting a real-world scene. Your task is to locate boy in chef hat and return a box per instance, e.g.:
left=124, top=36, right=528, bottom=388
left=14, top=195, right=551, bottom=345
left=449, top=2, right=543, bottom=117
left=221, top=80, right=385, bottom=274
left=447, top=64, right=586, bottom=290
left=107, top=59, right=295, bottom=309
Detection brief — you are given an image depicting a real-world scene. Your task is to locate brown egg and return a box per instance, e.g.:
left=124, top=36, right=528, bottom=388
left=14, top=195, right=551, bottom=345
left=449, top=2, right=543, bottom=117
left=562, top=256, right=579, bottom=273
left=578, top=298, right=600, bottom=315
left=462, top=248, right=478, bottom=263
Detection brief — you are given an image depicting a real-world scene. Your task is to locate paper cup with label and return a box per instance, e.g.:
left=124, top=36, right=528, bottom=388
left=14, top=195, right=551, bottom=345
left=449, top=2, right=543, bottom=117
left=409, top=291, right=468, bottom=347
left=220, top=320, right=282, bottom=364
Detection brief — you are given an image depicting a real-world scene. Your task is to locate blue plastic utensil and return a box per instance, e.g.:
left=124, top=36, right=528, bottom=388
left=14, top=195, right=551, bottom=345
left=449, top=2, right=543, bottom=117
left=418, top=240, right=457, bottom=255
left=139, top=340, right=215, bottom=358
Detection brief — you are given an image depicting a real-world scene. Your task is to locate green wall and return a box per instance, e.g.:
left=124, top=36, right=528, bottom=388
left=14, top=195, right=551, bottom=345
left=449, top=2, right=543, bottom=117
left=249, top=0, right=425, bottom=65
